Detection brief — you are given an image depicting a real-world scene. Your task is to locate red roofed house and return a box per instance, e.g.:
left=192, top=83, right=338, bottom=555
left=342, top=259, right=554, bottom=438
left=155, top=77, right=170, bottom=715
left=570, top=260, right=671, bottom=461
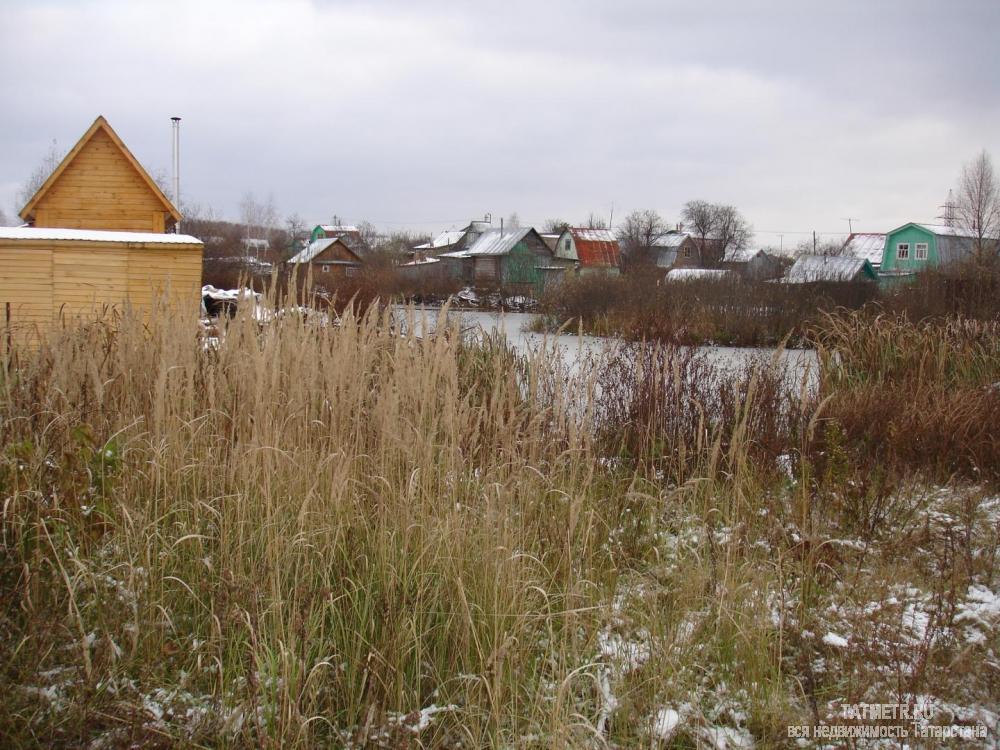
left=553, top=227, right=621, bottom=275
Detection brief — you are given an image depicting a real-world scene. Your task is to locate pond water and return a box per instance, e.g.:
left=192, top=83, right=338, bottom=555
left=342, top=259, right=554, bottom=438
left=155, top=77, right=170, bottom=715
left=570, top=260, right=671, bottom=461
left=396, top=307, right=819, bottom=388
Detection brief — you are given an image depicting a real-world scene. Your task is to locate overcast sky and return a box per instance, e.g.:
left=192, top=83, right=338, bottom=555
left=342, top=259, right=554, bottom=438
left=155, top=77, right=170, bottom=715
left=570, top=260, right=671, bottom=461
left=1, top=0, right=998, bottom=247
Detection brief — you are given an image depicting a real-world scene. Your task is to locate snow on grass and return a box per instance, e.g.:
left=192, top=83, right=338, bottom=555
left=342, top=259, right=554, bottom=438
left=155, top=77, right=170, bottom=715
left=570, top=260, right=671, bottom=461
left=955, top=584, right=1000, bottom=645
left=821, top=632, right=849, bottom=648
left=650, top=706, right=681, bottom=740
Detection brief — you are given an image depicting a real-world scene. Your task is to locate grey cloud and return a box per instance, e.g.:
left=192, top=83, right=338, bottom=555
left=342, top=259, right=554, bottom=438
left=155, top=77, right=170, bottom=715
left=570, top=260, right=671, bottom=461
left=1, top=0, right=998, bottom=240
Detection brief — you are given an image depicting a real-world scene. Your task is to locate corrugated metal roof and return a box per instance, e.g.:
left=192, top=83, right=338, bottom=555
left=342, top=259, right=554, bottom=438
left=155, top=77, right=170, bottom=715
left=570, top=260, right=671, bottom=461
left=567, top=227, right=620, bottom=267
left=0, top=227, right=202, bottom=244
left=465, top=227, right=534, bottom=256
left=841, top=233, right=885, bottom=266
left=786, top=254, right=872, bottom=283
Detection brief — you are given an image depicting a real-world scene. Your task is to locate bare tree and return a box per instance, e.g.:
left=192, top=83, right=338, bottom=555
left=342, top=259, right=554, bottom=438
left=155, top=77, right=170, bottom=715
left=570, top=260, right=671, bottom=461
left=616, top=209, right=668, bottom=266
left=16, top=139, right=66, bottom=210
left=680, top=200, right=752, bottom=267
left=542, top=218, right=569, bottom=234
left=506, top=212, right=521, bottom=229
left=0, top=207, right=10, bottom=227
left=239, top=191, right=279, bottom=261
left=793, top=235, right=846, bottom=258
left=585, top=212, right=607, bottom=230
left=955, top=150, right=1000, bottom=259
left=356, top=220, right=380, bottom=249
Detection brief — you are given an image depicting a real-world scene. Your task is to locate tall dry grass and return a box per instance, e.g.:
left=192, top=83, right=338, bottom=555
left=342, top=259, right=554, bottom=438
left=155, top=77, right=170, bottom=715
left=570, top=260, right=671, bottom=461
left=537, top=274, right=877, bottom=347
left=1, top=296, right=998, bottom=748
left=811, top=310, right=1000, bottom=484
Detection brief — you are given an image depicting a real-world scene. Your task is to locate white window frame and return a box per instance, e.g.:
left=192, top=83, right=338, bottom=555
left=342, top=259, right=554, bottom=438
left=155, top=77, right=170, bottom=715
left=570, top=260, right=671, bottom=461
left=321, top=264, right=330, bottom=273
left=896, top=242, right=910, bottom=260
left=915, top=242, right=928, bottom=260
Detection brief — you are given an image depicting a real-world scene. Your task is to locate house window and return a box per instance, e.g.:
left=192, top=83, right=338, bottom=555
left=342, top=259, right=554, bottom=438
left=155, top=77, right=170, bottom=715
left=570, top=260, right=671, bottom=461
left=915, top=242, right=928, bottom=260
left=563, top=239, right=572, bottom=252
left=321, top=264, right=330, bottom=273
left=683, top=246, right=691, bottom=258
left=346, top=267, right=359, bottom=278
left=896, top=243, right=910, bottom=260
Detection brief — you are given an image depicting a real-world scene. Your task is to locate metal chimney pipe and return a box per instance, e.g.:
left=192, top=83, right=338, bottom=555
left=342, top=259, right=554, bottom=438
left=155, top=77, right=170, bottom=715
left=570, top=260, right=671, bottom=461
left=171, top=116, right=181, bottom=232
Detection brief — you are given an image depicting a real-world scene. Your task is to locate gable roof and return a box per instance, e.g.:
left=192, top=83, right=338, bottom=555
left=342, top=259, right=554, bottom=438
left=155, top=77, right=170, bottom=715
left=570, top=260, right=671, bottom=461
left=19, top=115, right=181, bottom=224
left=465, top=227, right=546, bottom=257
left=886, top=222, right=999, bottom=240
left=289, top=237, right=363, bottom=264
left=841, top=233, right=886, bottom=267
left=786, top=254, right=875, bottom=283
left=558, top=227, right=620, bottom=267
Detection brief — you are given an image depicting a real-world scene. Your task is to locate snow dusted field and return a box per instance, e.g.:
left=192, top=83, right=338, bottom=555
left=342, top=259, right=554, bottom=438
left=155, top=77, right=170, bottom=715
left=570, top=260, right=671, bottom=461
left=2, top=306, right=998, bottom=747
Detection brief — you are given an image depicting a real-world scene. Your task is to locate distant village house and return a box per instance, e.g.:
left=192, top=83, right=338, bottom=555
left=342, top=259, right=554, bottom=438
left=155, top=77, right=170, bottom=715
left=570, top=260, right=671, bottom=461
left=553, top=227, right=621, bottom=275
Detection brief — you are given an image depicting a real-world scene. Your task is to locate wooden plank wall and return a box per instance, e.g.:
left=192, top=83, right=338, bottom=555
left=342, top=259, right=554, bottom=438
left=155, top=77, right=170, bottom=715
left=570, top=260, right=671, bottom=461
left=127, top=248, right=202, bottom=314
left=53, top=247, right=130, bottom=322
left=1, top=242, right=202, bottom=346
left=32, top=129, right=168, bottom=232
left=0, top=246, right=54, bottom=347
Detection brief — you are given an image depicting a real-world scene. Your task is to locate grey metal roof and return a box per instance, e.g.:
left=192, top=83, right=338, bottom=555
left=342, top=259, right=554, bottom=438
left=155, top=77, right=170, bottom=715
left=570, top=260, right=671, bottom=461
left=841, top=233, right=886, bottom=267
left=652, top=231, right=690, bottom=249
left=786, top=254, right=873, bottom=283
left=290, top=237, right=338, bottom=263
left=464, top=227, right=534, bottom=256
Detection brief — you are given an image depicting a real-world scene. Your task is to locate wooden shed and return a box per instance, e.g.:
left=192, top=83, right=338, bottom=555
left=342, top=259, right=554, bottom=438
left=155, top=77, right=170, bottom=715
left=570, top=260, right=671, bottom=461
left=2, top=116, right=203, bottom=344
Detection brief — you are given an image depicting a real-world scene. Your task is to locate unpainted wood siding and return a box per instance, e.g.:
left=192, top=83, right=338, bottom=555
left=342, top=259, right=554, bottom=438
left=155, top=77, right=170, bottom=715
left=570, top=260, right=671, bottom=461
left=1, top=241, right=202, bottom=344
left=0, top=246, right=54, bottom=347
left=127, top=249, right=203, bottom=312
left=31, top=128, right=169, bottom=232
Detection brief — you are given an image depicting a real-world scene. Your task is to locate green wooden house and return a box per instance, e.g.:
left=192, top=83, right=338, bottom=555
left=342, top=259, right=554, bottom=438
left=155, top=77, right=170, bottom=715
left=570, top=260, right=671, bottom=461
left=461, top=227, right=572, bottom=296
left=879, top=223, right=986, bottom=281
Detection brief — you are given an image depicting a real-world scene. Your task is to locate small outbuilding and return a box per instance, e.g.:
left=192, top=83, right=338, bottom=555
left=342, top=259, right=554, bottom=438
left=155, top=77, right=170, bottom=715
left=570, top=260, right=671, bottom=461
left=2, top=115, right=203, bottom=345
left=721, top=247, right=783, bottom=280
left=785, top=254, right=877, bottom=284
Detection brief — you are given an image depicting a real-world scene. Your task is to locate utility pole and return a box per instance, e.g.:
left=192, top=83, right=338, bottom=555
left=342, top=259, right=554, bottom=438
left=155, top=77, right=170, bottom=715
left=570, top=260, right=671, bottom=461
left=841, top=217, right=856, bottom=234
left=813, top=230, right=817, bottom=254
